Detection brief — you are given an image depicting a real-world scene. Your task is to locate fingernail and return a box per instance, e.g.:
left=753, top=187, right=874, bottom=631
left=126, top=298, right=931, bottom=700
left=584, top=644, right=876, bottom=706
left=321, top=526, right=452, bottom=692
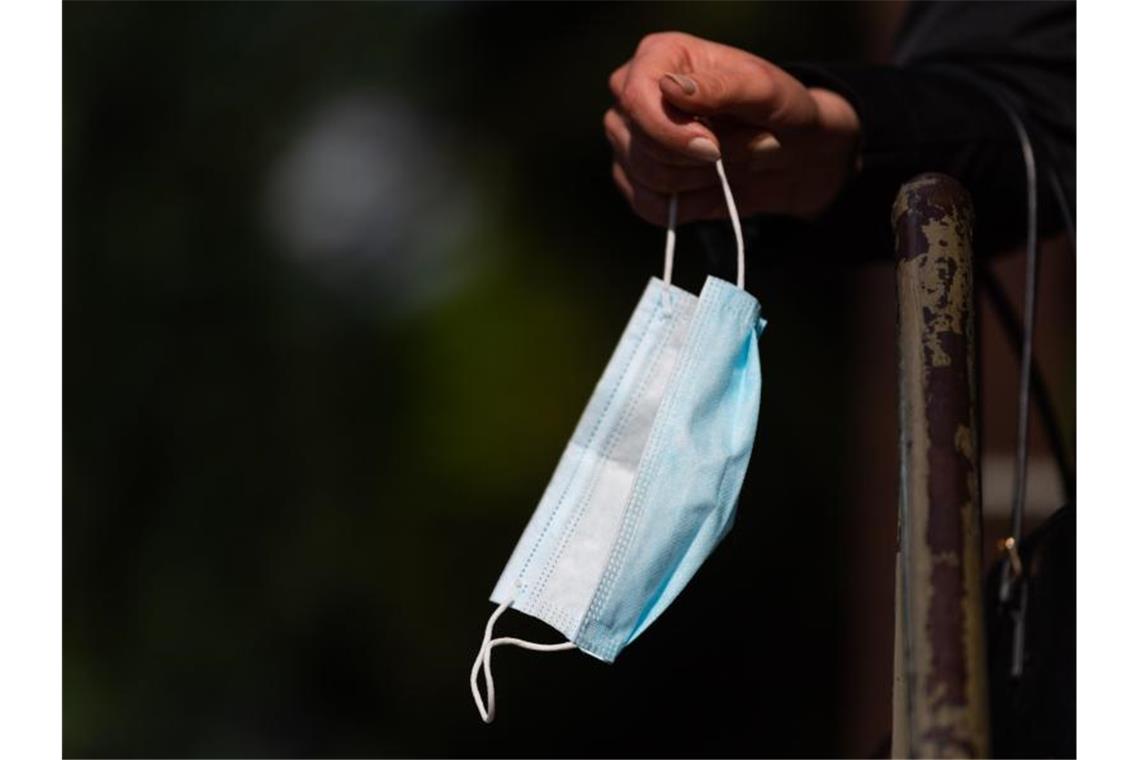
left=664, top=72, right=697, bottom=95
left=749, top=133, right=781, bottom=154
left=686, top=136, right=720, bottom=162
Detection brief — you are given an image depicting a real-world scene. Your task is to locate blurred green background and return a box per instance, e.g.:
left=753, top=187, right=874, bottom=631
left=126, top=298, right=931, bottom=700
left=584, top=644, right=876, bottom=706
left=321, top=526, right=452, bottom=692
left=64, top=2, right=878, bottom=756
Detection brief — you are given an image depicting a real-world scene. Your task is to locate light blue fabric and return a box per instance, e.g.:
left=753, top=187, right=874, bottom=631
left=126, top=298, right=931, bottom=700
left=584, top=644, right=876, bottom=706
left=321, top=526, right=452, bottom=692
left=490, top=274, right=764, bottom=663
left=577, top=276, right=763, bottom=660
left=491, top=276, right=698, bottom=634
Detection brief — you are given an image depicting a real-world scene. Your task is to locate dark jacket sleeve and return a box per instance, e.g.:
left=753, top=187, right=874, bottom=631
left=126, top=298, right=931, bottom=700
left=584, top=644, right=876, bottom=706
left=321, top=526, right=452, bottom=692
left=743, top=1, right=1075, bottom=265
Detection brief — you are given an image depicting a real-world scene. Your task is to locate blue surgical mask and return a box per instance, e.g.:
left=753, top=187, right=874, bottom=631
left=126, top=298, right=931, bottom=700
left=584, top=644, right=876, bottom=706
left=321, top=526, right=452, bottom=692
left=471, top=160, right=765, bottom=722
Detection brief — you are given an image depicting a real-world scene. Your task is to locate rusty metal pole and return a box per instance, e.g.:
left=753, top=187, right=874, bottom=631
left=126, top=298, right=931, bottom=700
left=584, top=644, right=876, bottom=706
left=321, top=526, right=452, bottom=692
left=891, top=174, right=989, bottom=758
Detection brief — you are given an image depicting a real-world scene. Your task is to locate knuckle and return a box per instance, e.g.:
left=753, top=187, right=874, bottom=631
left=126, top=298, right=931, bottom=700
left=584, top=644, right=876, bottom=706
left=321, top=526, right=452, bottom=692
left=607, top=67, right=625, bottom=94
left=635, top=32, right=664, bottom=53
left=617, top=86, right=642, bottom=121
left=602, top=108, right=618, bottom=132
left=637, top=30, right=687, bottom=52
left=748, top=63, right=776, bottom=102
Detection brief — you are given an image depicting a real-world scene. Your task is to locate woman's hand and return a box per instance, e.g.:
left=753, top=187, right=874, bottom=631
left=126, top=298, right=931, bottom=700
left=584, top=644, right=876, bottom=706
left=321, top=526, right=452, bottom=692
left=604, top=32, right=861, bottom=225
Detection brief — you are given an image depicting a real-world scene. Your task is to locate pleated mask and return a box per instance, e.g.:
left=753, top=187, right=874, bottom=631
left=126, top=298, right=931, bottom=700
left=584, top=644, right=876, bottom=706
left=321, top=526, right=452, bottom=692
left=471, top=160, right=765, bottom=722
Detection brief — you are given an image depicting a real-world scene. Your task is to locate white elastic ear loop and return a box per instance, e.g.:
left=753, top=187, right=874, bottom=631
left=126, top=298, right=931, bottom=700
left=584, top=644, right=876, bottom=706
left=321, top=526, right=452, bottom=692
left=716, top=158, right=746, bottom=290
left=469, top=598, right=576, bottom=723
left=662, top=157, right=746, bottom=290
left=663, top=193, right=678, bottom=286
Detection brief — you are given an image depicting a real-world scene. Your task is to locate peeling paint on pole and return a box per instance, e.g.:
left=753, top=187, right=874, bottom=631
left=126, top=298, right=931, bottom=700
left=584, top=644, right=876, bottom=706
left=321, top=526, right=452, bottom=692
left=891, top=174, right=989, bottom=759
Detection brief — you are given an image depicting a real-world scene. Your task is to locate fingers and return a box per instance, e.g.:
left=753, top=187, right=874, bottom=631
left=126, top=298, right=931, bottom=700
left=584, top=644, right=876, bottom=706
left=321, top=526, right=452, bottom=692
left=608, top=31, right=816, bottom=171
left=610, top=60, right=716, bottom=166
left=605, top=109, right=719, bottom=194
left=657, top=58, right=819, bottom=131
left=611, top=159, right=791, bottom=227
left=657, top=62, right=773, bottom=122
left=610, top=38, right=722, bottom=163
left=603, top=108, right=707, bottom=168
left=611, top=162, right=723, bottom=226
left=606, top=32, right=822, bottom=224
left=605, top=107, right=791, bottom=195
left=608, top=62, right=629, bottom=100
left=710, top=122, right=790, bottom=171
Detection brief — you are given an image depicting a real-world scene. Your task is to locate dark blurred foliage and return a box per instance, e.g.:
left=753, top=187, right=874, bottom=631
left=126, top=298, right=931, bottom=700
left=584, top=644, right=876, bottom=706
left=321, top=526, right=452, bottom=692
left=64, top=2, right=871, bottom=757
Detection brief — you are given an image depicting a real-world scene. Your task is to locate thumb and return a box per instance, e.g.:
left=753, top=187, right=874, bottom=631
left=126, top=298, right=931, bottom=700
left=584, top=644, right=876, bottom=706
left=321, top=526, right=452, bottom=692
left=659, top=64, right=815, bottom=130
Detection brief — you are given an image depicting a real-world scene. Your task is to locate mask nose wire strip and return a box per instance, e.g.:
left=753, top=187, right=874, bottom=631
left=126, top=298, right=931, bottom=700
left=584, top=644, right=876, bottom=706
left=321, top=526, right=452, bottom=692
left=662, top=158, right=746, bottom=290
left=469, top=598, right=576, bottom=723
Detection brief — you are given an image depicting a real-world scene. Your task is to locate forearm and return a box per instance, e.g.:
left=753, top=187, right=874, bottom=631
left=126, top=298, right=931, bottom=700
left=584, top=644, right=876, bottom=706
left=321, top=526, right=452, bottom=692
left=782, top=63, right=1045, bottom=261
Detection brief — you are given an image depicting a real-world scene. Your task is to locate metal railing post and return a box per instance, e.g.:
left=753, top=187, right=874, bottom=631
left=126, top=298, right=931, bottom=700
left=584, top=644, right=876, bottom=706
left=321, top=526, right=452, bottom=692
left=891, top=174, right=989, bottom=758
